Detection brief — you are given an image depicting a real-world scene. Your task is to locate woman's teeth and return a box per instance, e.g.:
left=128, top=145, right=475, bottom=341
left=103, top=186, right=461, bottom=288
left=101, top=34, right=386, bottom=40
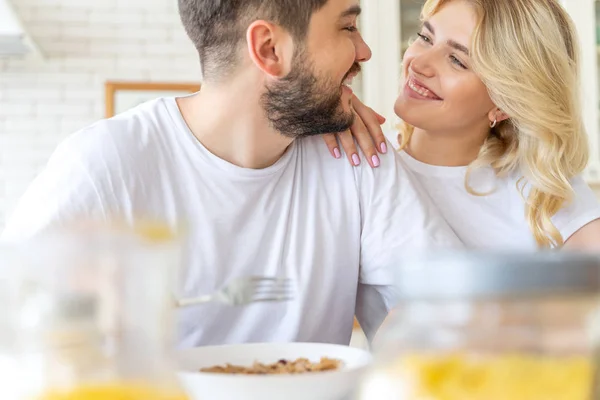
left=408, top=79, right=438, bottom=99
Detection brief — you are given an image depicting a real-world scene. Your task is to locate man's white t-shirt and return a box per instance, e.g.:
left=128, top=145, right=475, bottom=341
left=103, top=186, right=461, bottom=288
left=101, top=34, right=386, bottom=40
left=396, top=150, right=600, bottom=248
left=1, top=98, right=462, bottom=347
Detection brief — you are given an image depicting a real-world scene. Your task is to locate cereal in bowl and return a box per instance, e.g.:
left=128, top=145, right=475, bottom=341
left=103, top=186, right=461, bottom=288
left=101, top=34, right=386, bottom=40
left=200, top=357, right=342, bottom=375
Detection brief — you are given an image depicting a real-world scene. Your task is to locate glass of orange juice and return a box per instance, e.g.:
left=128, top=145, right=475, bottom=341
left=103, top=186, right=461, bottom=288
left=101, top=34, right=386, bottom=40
left=0, top=222, right=189, bottom=400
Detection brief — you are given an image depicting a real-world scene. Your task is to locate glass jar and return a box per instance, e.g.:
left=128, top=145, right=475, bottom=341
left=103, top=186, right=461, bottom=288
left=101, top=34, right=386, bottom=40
left=0, top=222, right=189, bottom=400
left=357, top=251, right=600, bottom=400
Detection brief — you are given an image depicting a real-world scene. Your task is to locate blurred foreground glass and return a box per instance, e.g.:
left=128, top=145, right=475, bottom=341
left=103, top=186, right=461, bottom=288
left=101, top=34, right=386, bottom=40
left=357, top=251, right=600, bottom=400
left=0, top=223, right=189, bottom=400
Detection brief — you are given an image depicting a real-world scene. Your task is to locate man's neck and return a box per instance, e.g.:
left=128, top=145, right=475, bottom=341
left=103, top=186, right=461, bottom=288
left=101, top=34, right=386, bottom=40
left=177, top=82, right=294, bottom=169
left=405, top=126, right=488, bottom=167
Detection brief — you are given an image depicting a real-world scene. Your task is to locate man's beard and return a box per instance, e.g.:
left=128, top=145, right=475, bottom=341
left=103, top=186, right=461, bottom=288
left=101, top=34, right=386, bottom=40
left=261, top=52, right=360, bottom=138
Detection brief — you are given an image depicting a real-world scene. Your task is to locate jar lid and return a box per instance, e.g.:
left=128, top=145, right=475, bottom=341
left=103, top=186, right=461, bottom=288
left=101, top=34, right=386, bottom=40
left=393, top=251, right=600, bottom=300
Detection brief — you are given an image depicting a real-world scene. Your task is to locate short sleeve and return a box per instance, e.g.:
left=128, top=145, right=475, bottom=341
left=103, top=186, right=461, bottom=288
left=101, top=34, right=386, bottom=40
left=0, top=125, right=124, bottom=243
left=552, top=176, right=600, bottom=242
left=356, top=141, right=464, bottom=286
left=353, top=141, right=463, bottom=338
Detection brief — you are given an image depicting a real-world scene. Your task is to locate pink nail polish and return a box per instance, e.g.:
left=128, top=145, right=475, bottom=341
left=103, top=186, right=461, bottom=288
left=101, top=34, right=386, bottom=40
left=333, top=148, right=341, bottom=159
left=380, top=142, right=388, bottom=153
left=372, top=155, right=380, bottom=167
left=352, top=154, right=360, bottom=166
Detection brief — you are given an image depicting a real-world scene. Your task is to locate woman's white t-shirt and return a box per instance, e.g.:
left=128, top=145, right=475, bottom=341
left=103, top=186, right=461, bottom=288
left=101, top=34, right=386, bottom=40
left=397, top=150, right=600, bottom=248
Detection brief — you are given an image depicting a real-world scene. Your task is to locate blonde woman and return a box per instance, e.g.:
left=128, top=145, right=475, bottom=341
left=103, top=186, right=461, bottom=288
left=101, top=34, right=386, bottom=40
left=324, top=0, right=600, bottom=249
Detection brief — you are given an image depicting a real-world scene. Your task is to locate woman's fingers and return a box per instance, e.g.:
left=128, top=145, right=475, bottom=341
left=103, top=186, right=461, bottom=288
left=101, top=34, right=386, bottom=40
left=338, top=130, right=362, bottom=166
left=351, top=95, right=388, bottom=154
left=347, top=109, right=380, bottom=168
left=323, top=133, right=342, bottom=159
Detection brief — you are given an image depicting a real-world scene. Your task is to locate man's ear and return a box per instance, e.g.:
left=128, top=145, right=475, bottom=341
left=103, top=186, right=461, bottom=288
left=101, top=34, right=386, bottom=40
left=246, top=20, right=294, bottom=78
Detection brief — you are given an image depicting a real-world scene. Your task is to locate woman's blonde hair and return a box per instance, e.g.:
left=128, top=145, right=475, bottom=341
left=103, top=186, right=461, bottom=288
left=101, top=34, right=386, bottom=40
left=399, top=0, right=589, bottom=248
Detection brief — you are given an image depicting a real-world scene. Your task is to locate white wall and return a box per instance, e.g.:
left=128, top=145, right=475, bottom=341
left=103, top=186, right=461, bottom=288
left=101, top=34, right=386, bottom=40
left=561, top=0, right=600, bottom=182
left=359, top=0, right=401, bottom=125
left=0, top=0, right=200, bottom=228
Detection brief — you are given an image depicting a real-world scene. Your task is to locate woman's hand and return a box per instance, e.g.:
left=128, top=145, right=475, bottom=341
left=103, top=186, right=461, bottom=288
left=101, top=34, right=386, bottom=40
left=323, top=95, right=389, bottom=168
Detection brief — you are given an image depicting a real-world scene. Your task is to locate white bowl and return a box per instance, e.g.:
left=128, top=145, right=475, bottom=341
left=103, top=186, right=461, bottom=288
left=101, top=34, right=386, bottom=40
left=176, top=342, right=373, bottom=400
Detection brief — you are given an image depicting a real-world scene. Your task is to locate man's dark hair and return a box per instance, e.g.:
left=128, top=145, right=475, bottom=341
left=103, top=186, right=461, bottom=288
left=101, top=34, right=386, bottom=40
left=178, top=0, right=329, bottom=81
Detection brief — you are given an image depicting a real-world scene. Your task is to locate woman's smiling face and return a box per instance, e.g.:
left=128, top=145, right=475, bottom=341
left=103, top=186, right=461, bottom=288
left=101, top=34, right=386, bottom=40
left=395, top=0, right=496, bottom=134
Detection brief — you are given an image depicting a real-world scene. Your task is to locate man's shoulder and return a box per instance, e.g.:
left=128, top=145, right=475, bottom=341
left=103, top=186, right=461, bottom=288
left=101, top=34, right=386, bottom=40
left=297, top=136, right=402, bottom=174
left=293, top=136, right=413, bottom=206
left=56, top=98, right=174, bottom=170
left=0, top=98, right=181, bottom=242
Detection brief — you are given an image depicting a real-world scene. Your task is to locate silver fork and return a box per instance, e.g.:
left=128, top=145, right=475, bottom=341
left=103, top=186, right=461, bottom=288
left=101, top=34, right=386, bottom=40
left=174, top=276, right=294, bottom=307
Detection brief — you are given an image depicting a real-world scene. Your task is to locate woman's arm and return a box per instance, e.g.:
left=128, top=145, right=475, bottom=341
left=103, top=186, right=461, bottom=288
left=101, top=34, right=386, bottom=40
left=322, top=95, right=389, bottom=168
left=564, top=219, right=600, bottom=250
left=551, top=177, right=600, bottom=251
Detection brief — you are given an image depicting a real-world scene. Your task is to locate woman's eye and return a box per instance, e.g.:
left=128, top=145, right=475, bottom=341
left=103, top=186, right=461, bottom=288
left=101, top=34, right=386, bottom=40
left=450, top=55, right=467, bottom=69
left=416, top=32, right=432, bottom=43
